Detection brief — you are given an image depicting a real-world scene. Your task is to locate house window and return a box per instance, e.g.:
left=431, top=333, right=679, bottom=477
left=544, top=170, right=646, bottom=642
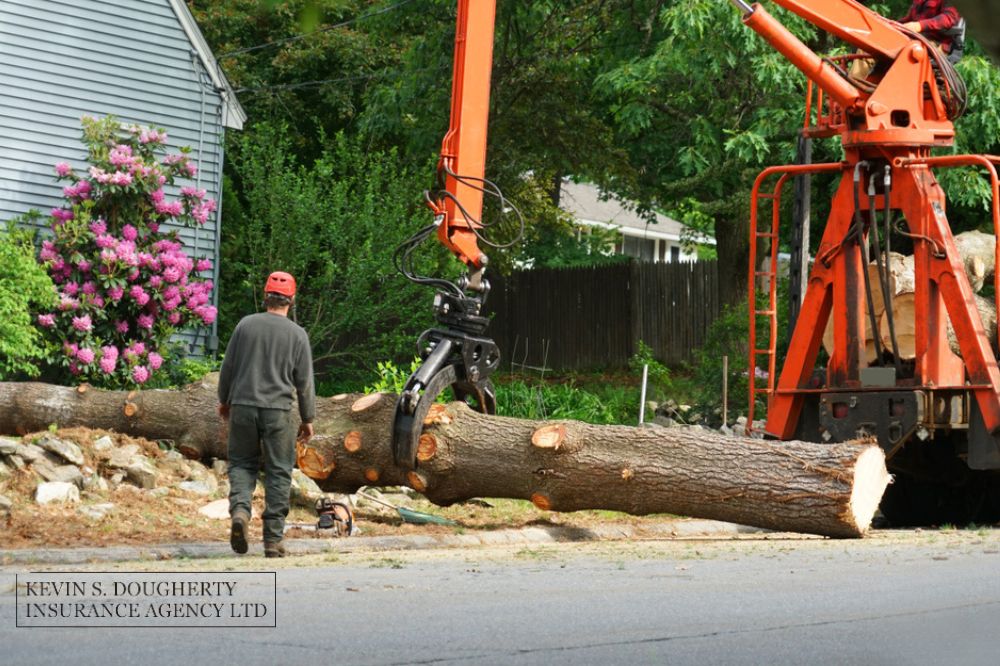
left=671, top=246, right=681, bottom=263
left=623, top=235, right=655, bottom=262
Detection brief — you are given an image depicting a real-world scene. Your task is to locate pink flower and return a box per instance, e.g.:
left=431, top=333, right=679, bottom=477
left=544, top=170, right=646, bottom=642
left=183, top=162, right=198, bottom=177
left=180, top=186, right=206, bottom=199
left=139, top=129, right=167, bottom=144
left=101, top=345, right=119, bottom=362
left=68, top=362, right=81, bottom=376
left=99, top=356, right=116, bottom=374
left=39, top=243, right=57, bottom=262
left=107, top=286, right=124, bottom=302
left=122, top=224, right=138, bottom=241
left=51, top=208, right=74, bottom=222
left=89, top=219, right=107, bottom=235
left=148, top=275, right=163, bottom=288
left=77, top=259, right=91, bottom=273
left=162, top=266, right=181, bottom=283
left=99, top=248, right=117, bottom=264
left=63, top=281, right=79, bottom=296
left=195, top=258, right=212, bottom=273
left=167, top=311, right=181, bottom=325
left=129, top=285, right=150, bottom=307
left=198, top=306, right=218, bottom=325
left=148, top=222, right=160, bottom=233
left=71, top=314, right=92, bottom=332
left=37, top=313, right=56, bottom=328
left=127, top=341, right=146, bottom=356
left=110, top=171, right=133, bottom=186
left=76, top=347, right=95, bottom=364
left=81, top=281, right=96, bottom=295
left=132, top=365, right=150, bottom=384
left=150, top=188, right=165, bottom=203
left=115, top=320, right=129, bottom=334
left=58, top=296, right=78, bottom=311
left=163, top=154, right=184, bottom=165
left=109, top=144, right=133, bottom=166
left=55, top=162, right=72, bottom=177
left=154, top=200, right=183, bottom=217
left=64, top=342, right=79, bottom=357
left=138, top=314, right=154, bottom=330
left=95, top=234, right=116, bottom=249
left=148, top=352, right=163, bottom=370
left=91, top=295, right=105, bottom=307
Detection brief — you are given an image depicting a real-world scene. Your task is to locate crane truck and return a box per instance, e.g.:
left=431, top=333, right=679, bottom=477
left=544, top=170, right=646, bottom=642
left=391, top=0, right=1000, bottom=525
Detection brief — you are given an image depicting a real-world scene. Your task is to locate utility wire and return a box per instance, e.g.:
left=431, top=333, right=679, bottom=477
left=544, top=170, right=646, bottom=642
left=219, top=0, right=418, bottom=59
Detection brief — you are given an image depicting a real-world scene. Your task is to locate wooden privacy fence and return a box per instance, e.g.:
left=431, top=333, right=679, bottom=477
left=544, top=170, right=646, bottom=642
left=484, top=260, right=720, bottom=371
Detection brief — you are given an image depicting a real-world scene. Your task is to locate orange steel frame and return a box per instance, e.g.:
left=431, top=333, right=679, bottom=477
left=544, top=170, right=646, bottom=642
left=741, top=0, right=1000, bottom=443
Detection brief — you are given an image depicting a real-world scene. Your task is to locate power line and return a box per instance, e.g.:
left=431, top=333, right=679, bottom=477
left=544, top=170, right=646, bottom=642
left=233, top=64, right=448, bottom=96
left=219, top=0, right=418, bottom=59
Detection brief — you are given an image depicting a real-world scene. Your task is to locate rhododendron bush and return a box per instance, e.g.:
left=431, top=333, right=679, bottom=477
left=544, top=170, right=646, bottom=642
left=34, top=115, right=217, bottom=387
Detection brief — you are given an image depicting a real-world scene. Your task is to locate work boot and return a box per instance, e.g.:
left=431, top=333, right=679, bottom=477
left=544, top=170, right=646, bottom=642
left=230, top=511, right=250, bottom=555
left=264, top=540, right=287, bottom=558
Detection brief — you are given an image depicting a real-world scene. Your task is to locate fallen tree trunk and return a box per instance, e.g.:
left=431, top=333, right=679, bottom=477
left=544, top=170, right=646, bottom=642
left=0, top=381, right=890, bottom=538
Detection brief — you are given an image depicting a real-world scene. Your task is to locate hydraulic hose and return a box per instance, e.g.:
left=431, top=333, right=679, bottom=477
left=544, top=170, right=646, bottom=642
left=880, top=165, right=902, bottom=369
left=854, top=161, right=885, bottom=362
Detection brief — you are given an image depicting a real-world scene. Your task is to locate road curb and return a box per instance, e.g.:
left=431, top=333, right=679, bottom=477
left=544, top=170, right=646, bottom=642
left=0, top=520, right=767, bottom=566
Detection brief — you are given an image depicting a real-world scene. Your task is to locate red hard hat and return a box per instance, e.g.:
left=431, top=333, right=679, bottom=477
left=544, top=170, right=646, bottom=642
left=265, top=271, right=296, bottom=297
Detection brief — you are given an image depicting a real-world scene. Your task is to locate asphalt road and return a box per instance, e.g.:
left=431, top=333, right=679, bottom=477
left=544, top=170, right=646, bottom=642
left=3, top=530, right=1000, bottom=665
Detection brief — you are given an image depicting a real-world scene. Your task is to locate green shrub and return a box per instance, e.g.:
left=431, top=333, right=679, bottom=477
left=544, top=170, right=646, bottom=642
left=628, top=340, right=672, bottom=402
left=495, top=377, right=638, bottom=425
left=0, top=221, right=55, bottom=379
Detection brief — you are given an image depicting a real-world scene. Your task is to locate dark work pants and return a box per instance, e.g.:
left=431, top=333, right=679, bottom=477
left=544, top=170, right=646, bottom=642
left=227, top=405, right=296, bottom=543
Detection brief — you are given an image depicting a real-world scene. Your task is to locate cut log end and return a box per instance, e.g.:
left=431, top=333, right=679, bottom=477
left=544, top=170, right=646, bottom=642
left=407, top=471, right=427, bottom=493
left=848, top=446, right=891, bottom=535
left=296, top=442, right=336, bottom=480
left=424, top=404, right=452, bottom=425
left=530, top=492, right=552, bottom=511
left=351, top=393, right=383, bottom=414
left=417, top=434, right=438, bottom=462
left=343, top=431, right=362, bottom=453
left=123, top=402, right=138, bottom=417
left=364, top=468, right=380, bottom=483
left=531, top=424, right=566, bottom=450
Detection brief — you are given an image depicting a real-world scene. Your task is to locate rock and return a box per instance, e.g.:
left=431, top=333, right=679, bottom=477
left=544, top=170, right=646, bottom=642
left=652, top=415, right=676, bottom=428
left=78, top=503, right=115, bottom=520
left=163, top=450, right=185, bottom=462
left=719, top=424, right=733, bottom=437
left=92, top=435, right=114, bottom=452
left=0, top=460, right=9, bottom=478
left=198, top=498, right=230, bottom=519
left=37, top=435, right=85, bottom=466
left=35, top=461, right=84, bottom=488
left=0, top=494, right=12, bottom=511
left=6, top=454, right=25, bottom=470
left=149, top=487, right=170, bottom=498
left=106, top=444, right=140, bottom=469
left=212, top=459, right=228, bottom=477
left=14, top=443, right=46, bottom=463
left=36, top=481, right=80, bottom=504
left=126, top=457, right=158, bottom=489
left=0, top=437, right=19, bottom=455
left=82, top=473, right=109, bottom=492
left=110, top=472, right=125, bottom=487
left=178, top=479, right=217, bottom=496
left=290, top=469, right=323, bottom=508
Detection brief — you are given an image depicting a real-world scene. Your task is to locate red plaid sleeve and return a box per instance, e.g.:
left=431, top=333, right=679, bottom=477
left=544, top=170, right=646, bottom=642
left=919, top=6, right=960, bottom=33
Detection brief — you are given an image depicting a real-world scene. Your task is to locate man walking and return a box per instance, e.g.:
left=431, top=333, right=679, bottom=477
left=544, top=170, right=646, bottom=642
left=218, top=271, right=315, bottom=558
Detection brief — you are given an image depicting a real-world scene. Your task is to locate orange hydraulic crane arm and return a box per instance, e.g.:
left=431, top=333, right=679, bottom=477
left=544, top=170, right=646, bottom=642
left=430, top=0, right=497, bottom=272
left=391, top=0, right=507, bottom=469
left=769, top=0, right=909, bottom=60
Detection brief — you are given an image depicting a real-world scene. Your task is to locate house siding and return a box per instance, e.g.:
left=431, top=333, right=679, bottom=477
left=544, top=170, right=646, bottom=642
left=0, top=0, right=229, bottom=353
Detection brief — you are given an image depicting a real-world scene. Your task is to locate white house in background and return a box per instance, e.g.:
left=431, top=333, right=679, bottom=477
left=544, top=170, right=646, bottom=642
left=0, top=0, right=245, bottom=353
left=558, top=180, right=714, bottom=263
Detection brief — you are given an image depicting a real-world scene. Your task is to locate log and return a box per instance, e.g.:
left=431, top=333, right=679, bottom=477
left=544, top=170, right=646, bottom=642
left=0, top=380, right=890, bottom=537
left=878, top=290, right=998, bottom=360
left=822, top=252, right=910, bottom=364
left=953, top=230, right=995, bottom=294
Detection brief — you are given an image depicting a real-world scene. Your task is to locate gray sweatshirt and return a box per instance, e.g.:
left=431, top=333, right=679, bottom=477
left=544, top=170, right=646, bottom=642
left=217, top=312, right=316, bottom=423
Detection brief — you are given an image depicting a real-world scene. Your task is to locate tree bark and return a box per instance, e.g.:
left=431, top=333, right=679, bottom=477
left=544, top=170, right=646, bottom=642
left=0, top=381, right=889, bottom=538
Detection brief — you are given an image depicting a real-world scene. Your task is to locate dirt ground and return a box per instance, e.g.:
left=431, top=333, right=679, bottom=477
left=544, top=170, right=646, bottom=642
left=0, top=427, right=675, bottom=550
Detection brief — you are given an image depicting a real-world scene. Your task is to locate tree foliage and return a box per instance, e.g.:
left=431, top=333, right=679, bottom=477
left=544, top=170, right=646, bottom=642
left=220, top=122, right=455, bottom=386
left=0, top=222, right=55, bottom=379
